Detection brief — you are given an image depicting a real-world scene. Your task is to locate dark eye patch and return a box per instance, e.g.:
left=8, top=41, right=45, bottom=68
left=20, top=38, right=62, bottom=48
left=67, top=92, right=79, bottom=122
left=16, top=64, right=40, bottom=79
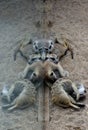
left=50, top=72, right=54, bottom=76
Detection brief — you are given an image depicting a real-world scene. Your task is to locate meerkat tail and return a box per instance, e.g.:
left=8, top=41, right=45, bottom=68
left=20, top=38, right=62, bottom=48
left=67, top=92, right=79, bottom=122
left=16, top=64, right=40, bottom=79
left=2, top=103, right=14, bottom=109
left=57, top=103, right=69, bottom=108
left=7, top=104, right=18, bottom=111
left=74, top=103, right=85, bottom=108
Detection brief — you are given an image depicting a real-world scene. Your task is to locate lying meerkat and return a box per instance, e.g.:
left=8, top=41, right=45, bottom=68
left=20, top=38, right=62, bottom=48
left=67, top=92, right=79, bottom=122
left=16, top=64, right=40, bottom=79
left=2, top=79, right=36, bottom=111
left=51, top=79, right=85, bottom=110
left=45, top=69, right=86, bottom=100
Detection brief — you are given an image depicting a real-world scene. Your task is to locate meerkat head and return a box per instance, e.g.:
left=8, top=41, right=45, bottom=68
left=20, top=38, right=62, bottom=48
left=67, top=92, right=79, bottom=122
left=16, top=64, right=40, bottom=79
left=32, top=39, right=55, bottom=60
left=1, top=84, right=11, bottom=103
left=48, top=40, right=54, bottom=53
left=74, top=82, right=86, bottom=99
left=33, top=40, right=39, bottom=53
left=30, top=68, right=44, bottom=89
left=45, top=69, right=58, bottom=87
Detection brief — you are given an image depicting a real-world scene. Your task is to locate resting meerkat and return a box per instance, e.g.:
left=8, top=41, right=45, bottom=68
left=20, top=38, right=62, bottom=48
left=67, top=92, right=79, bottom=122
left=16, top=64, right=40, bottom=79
left=51, top=79, right=85, bottom=110
left=45, top=68, right=86, bottom=100
left=1, top=79, right=36, bottom=111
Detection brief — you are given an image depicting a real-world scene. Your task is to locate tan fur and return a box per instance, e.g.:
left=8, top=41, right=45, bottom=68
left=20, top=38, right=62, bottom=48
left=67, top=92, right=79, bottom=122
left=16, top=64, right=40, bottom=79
left=44, top=61, right=69, bottom=85
left=2, top=79, right=36, bottom=111
left=51, top=79, right=85, bottom=109
left=19, top=61, right=44, bottom=79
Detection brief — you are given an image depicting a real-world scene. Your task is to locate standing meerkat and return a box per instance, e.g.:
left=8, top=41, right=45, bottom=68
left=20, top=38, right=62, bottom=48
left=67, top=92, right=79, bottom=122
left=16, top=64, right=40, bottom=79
left=2, top=79, right=36, bottom=111
left=51, top=79, right=85, bottom=110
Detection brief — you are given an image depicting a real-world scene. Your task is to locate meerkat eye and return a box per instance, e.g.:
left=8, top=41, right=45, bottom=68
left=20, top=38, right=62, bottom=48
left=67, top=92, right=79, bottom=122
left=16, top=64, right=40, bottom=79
left=50, top=42, right=53, bottom=45
left=49, top=45, right=52, bottom=50
left=48, top=40, right=54, bottom=52
left=33, top=41, right=39, bottom=52
left=32, top=72, right=37, bottom=77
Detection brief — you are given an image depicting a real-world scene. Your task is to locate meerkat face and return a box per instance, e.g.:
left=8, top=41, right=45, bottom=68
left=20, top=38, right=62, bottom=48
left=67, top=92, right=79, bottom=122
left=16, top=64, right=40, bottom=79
left=48, top=71, right=57, bottom=82
left=48, top=40, right=54, bottom=52
left=45, top=70, right=58, bottom=87
left=74, top=82, right=86, bottom=99
left=33, top=40, right=39, bottom=53
left=29, top=69, right=44, bottom=89
left=1, top=85, right=11, bottom=102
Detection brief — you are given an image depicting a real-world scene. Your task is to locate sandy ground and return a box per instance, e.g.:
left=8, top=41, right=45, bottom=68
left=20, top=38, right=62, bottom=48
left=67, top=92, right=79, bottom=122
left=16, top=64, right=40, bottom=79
left=0, top=0, right=88, bottom=130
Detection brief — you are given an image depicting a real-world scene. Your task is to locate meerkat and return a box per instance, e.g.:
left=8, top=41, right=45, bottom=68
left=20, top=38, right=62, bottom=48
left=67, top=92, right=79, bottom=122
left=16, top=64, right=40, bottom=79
left=73, top=82, right=86, bottom=100
left=51, top=79, right=85, bottom=110
left=45, top=68, right=86, bottom=101
left=2, top=79, right=36, bottom=111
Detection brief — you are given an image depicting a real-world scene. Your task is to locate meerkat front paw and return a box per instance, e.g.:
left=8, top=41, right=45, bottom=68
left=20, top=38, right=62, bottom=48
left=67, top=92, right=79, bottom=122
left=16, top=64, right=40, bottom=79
left=64, top=71, right=69, bottom=77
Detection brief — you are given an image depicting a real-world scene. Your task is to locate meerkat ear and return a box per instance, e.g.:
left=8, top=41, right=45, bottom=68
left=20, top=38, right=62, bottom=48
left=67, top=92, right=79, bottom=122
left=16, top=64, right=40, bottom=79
left=49, top=71, right=57, bottom=81
left=28, top=38, right=33, bottom=44
left=54, top=37, right=59, bottom=43
left=63, top=40, right=69, bottom=48
left=54, top=37, right=62, bottom=45
left=30, top=72, right=37, bottom=80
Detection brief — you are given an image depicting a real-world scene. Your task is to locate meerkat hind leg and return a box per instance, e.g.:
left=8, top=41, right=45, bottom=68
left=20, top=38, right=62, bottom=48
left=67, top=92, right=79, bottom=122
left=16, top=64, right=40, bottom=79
left=2, top=103, right=15, bottom=109
left=7, top=104, right=18, bottom=111
left=68, top=95, right=85, bottom=108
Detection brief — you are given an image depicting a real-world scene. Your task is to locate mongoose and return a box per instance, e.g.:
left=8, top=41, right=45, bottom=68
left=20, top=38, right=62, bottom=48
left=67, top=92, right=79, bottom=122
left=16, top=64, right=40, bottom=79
left=2, top=79, right=36, bottom=111
left=45, top=69, right=86, bottom=100
left=51, top=79, right=85, bottom=110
